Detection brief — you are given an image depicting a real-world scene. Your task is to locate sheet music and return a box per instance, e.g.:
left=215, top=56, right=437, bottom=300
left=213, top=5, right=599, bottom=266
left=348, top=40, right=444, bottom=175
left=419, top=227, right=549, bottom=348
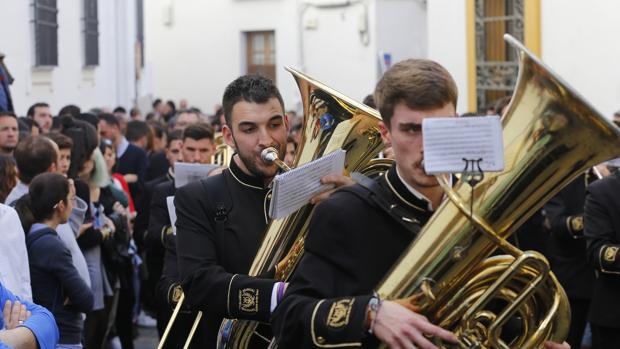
left=174, top=162, right=220, bottom=188
left=166, top=196, right=177, bottom=235
left=269, top=149, right=346, bottom=219
left=422, top=115, right=504, bottom=174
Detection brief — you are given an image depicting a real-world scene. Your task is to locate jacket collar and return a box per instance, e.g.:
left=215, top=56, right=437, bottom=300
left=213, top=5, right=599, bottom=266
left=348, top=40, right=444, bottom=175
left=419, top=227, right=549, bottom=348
left=228, top=154, right=269, bottom=190
left=383, top=164, right=435, bottom=215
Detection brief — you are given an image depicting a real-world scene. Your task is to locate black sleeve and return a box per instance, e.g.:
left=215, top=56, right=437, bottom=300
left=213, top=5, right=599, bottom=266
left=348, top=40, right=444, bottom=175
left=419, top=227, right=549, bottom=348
left=545, top=193, right=582, bottom=240
left=145, top=184, right=170, bottom=251
left=584, top=181, right=620, bottom=274
left=271, top=197, right=372, bottom=348
left=49, top=239, right=94, bottom=313
left=76, top=227, right=103, bottom=249
left=157, top=234, right=181, bottom=309
left=175, top=181, right=276, bottom=322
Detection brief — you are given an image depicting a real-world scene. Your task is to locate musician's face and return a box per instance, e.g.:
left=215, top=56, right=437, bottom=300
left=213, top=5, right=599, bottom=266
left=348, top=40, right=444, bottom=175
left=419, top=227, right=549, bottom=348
left=223, top=98, right=288, bottom=179
left=380, top=102, right=456, bottom=190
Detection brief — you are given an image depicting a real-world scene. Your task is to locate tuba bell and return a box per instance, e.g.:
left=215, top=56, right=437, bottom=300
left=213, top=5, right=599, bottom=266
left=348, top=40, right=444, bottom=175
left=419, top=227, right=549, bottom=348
left=374, top=34, right=620, bottom=348
left=216, top=67, right=392, bottom=349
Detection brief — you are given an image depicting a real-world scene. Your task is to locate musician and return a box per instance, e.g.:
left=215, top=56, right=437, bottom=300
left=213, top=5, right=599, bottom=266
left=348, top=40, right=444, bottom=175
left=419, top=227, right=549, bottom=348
left=544, top=172, right=596, bottom=349
left=584, top=171, right=620, bottom=347
left=174, top=75, right=352, bottom=347
left=146, top=123, right=215, bottom=346
left=271, top=59, right=569, bottom=349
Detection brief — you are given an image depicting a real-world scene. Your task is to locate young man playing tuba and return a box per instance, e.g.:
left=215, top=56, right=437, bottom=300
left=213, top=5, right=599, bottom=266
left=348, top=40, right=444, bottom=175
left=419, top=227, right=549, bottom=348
left=271, top=59, right=569, bottom=349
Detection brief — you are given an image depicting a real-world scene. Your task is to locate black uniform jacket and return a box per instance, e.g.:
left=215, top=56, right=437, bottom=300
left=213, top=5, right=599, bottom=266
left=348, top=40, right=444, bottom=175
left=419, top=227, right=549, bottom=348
left=544, top=173, right=595, bottom=299
left=272, top=164, right=434, bottom=348
left=584, top=172, right=620, bottom=327
left=175, top=157, right=277, bottom=346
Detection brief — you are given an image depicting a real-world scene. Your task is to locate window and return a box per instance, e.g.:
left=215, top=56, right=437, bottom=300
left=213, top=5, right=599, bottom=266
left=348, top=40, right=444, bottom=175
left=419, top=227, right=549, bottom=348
left=33, top=0, right=59, bottom=67
left=84, top=0, right=99, bottom=66
left=246, top=31, right=276, bottom=81
left=474, top=0, right=523, bottom=111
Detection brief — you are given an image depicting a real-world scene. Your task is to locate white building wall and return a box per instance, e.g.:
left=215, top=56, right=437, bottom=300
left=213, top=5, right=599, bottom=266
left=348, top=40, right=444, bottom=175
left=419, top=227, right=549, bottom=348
left=541, top=0, right=620, bottom=117
left=426, top=0, right=469, bottom=114
left=144, top=0, right=301, bottom=114
left=0, top=0, right=143, bottom=115
left=145, top=0, right=427, bottom=113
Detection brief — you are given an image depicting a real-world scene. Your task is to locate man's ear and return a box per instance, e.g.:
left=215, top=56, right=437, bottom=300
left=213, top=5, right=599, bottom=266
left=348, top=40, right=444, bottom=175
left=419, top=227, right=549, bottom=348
left=222, top=125, right=237, bottom=151
left=284, top=114, right=290, bottom=133
left=378, top=121, right=391, bottom=147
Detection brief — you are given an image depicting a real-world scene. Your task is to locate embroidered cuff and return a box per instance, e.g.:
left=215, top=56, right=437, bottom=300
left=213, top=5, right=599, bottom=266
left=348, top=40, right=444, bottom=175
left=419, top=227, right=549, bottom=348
left=566, top=215, right=584, bottom=239
left=599, top=244, right=620, bottom=274
left=227, top=275, right=276, bottom=322
left=309, top=295, right=372, bottom=348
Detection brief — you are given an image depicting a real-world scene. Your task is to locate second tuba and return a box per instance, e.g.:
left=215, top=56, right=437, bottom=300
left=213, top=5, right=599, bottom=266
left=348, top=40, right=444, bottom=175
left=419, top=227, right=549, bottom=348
left=216, top=68, right=392, bottom=349
left=374, top=35, right=620, bottom=348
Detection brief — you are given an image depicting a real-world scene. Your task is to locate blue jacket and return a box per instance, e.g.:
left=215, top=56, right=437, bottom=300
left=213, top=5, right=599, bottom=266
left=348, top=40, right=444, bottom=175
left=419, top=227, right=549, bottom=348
left=26, top=226, right=94, bottom=345
left=0, top=281, right=59, bottom=349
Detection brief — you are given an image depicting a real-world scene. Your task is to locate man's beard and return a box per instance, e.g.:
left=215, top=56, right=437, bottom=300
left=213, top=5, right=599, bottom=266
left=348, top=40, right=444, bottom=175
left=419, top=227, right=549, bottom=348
left=0, top=145, right=15, bottom=154
left=233, top=138, right=286, bottom=179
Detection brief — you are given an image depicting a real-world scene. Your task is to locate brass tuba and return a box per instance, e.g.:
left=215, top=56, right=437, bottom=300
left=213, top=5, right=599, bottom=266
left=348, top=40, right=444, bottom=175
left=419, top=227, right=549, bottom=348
left=211, top=132, right=233, bottom=166
left=217, top=67, right=392, bottom=348
left=375, top=34, right=620, bottom=348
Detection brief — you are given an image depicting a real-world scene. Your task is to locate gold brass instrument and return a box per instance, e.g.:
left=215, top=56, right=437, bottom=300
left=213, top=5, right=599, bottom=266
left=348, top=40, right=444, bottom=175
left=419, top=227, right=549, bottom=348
left=216, top=67, right=391, bottom=348
left=374, top=34, right=620, bottom=348
left=211, top=132, right=233, bottom=166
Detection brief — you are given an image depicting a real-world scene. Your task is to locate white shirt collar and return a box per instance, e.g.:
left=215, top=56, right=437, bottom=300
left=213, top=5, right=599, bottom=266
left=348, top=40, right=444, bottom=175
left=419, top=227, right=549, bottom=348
left=395, top=167, right=451, bottom=211
left=117, top=136, right=129, bottom=158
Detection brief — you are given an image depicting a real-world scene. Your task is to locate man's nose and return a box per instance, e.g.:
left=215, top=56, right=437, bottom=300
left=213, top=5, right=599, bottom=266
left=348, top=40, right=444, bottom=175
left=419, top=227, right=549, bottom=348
left=257, top=127, right=273, bottom=147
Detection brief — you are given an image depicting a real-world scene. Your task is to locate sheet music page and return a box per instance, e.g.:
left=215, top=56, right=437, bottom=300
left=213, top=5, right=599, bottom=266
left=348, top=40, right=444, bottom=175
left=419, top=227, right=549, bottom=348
left=269, top=149, right=346, bottom=219
left=174, top=162, right=220, bottom=188
left=422, top=115, right=504, bottom=174
left=166, top=196, right=177, bottom=235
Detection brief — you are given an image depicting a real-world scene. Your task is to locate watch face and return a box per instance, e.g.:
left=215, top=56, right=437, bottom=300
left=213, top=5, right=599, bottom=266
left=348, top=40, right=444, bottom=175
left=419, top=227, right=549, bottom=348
left=172, top=285, right=183, bottom=303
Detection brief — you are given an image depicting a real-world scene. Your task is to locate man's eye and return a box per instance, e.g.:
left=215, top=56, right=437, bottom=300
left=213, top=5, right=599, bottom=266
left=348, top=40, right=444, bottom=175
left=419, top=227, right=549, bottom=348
left=270, top=122, right=282, bottom=129
left=242, top=127, right=255, bottom=133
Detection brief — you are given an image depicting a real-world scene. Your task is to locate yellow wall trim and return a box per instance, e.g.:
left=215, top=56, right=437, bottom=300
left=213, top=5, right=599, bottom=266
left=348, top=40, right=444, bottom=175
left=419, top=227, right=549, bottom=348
left=524, top=0, right=541, bottom=56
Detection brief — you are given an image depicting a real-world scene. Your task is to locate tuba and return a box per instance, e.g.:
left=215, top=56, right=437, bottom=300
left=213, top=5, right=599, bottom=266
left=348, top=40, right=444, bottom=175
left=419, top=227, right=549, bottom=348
left=217, top=68, right=392, bottom=348
left=374, top=34, right=620, bottom=348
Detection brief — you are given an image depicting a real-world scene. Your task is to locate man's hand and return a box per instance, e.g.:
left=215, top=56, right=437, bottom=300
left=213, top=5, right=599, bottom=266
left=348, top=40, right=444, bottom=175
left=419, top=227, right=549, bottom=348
left=2, top=300, right=31, bottom=330
left=124, top=174, right=138, bottom=183
left=78, top=222, right=93, bottom=236
left=544, top=341, right=570, bottom=349
left=372, top=301, right=458, bottom=349
left=309, top=174, right=355, bottom=205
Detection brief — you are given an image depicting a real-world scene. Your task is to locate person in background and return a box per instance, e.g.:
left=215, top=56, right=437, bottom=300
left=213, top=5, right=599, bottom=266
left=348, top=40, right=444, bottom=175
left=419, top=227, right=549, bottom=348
left=0, top=155, right=17, bottom=203
left=0, top=111, right=18, bottom=155
left=0, top=52, right=14, bottom=113
left=26, top=103, right=52, bottom=134
left=284, top=136, right=297, bottom=168
left=15, top=173, right=94, bottom=349
left=130, top=108, right=142, bottom=121
left=17, top=118, right=40, bottom=139
left=0, top=280, right=59, bottom=349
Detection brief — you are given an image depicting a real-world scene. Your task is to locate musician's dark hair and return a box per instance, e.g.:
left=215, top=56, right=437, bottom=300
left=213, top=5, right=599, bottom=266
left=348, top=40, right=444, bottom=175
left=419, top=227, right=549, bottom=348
left=222, top=74, right=284, bottom=127
left=114, top=106, right=127, bottom=114
left=374, top=59, right=458, bottom=128
left=14, top=136, right=58, bottom=184
left=182, top=123, right=214, bottom=142
left=14, top=173, right=69, bottom=233
left=27, top=102, right=49, bottom=118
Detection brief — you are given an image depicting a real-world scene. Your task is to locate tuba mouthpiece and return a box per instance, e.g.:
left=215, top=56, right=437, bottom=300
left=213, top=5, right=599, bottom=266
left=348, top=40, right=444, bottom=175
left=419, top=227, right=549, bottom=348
left=261, top=147, right=279, bottom=164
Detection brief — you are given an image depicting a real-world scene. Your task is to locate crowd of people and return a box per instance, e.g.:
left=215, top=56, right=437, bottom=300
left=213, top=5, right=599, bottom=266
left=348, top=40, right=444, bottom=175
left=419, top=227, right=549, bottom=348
left=0, top=57, right=617, bottom=349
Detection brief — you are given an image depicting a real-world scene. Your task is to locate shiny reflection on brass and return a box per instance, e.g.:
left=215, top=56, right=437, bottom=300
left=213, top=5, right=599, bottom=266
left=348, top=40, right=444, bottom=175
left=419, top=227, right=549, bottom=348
left=212, top=132, right=233, bottom=166
left=216, top=67, right=392, bottom=349
left=375, top=34, right=620, bottom=348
